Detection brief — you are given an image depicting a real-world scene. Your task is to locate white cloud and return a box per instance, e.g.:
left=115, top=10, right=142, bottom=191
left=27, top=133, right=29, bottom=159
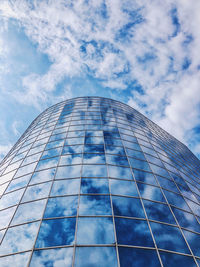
left=0, top=0, right=200, bottom=157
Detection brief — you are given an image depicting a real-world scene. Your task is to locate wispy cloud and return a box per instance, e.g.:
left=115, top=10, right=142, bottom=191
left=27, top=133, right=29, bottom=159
left=0, top=0, right=200, bottom=157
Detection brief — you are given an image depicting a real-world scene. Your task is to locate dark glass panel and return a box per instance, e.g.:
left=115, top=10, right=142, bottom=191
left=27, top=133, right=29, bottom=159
left=106, top=154, right=129, bottom=167
left=138, top=183, right=166, bottom=202
left=83, top=153, right=106, bottom=164
left=160, top=251, right=196, bottom=267
left=115, top=218, right=154, bottom=247
left=133, top=169, right=157, bottom=185
left=143, top=200, right=176, bottom=224
left=183, top=230, right=200, bottom=257
left=150, top=222, right=190, bottom=253
left=112, top=196, right=145, bottom=218
left=35, top=218, right=76, bottom=247
left=81, top=178, right=109, bottom=194
left=118, top=247, right=161, bottom=267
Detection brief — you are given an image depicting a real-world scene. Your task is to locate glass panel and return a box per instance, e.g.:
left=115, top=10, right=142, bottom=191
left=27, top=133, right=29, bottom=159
left=115, top=218, right=154, bottom=247
left=30, top=247, right=73, bottom=267
left=143, top=200, right=176, bottom=224
left=35, top=157, right=59, bottom=171
left=183, top=229, right=200, bottom=257
left=35, top=218, right=76, bottom=248
left=172, top=207, right=200, bottom=233
left=76, top=217, right=115, bottom=244
left=85, top=136, right=104, bottom=144
left=138, top=183, right=166, bottom=202
left=82, top=165, right=107, bottom=177
left=106, top=155, right=129, bottom=167
left=55, top=166, right=81, bottom=179
left=118, top=247, right=161, bottom=267
left=11, top=199, right=46, bottom=225
left=41, top=147, right=62, bottom=159
left=0, top=188, right=24, bottom=210
left=30, top=168, right=56, bottom=185
left=6, top=174, right=31, bottom=193
left=150, top=222, right=190, bottom=253
left=0, top=252, right=31, bottom=267
left=112, top=196, right=145, bottom=218
left=22, top=182, right=52, bottom=202
left=0, top=206, right=16, bottom=229
left=0, top=222, right=40, bottom=255
left=108, top=165, right=133, bottom=180
left=59, top=154, right=82, bottom=165
left=75, top=247, right=118, bottom=267
left=62, top=144, right=83, bottom=155
left=79, top=195, right=111, bottom=215
left=44, top=196, right=78, bottom=218
left=83, top=153, right=106, bottom=164
left=81, top=178, right=109, bottom=194
left=133, top=169, right=157, bottom=185
left=110, top=179, right=138, bottom=196
left=160, top=251, right=196, bottom=267
left=105, top=145, right=126, bottom=156
left=156, top=175, right=179, bottom=193
left=50, top=179, right=80, bottom=196
left=15, top=162, right=37, bottom=177
left=84, top=144, right=104, bottom=153
left=129, top=158, right=151, bottom=172
left=163, top=190, right=190, bottom=211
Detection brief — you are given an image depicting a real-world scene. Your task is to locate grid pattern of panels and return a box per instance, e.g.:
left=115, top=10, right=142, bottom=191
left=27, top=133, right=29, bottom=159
left=0, top=96, right=200, bottom=267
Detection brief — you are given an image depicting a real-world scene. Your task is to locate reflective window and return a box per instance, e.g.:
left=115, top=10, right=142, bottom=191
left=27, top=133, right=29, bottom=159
left=0, top=252, right=31, bottom=267
left=35, top=157, right=59, bottom=171
left=110, top=179, right=138, bottom=196
left=143, top=200, right=176, bottom=224
left=6, top=174, right=31, bottom=192
left=11, top=199, right=46, bottom=225
left=108, top=165, right=133, bottom=180
left=55, top=165, right=81, bottom=179
left=0, top=188, right=24, bottom=210
left=50, top=179, right=80, bottom=196
left=82, top=165, right=107, bottom=177
left=79, top=195, right=111, bottom=215
left=76, top=217, right=115, bottom=244
left=183, top=229, right=200, bottom=257
left=59, top=154, right=82, bottom=165
left=75, top=247, right=118, bottom=267
left=150, top=222, right=190, bottom=253
left=0, top=206, right=16, bottom=229
left=29, top=168, right=56, bottom=185
left=44, top=196, right=78, bottom=218
left=0, top=222, right=40, bottom=255
left=138, top=183, right=166, bottom=202
left=115, top=218, right=154, bottom=247
left=22, top=182, right=52, bottom=202
left=81, top=178, right=109, bottom=194
left=118, top=247, right=161, bottom=267
left=35, top=218, right=76, bottom=247
left=30, top=247, right=73, bottom=267
left=112, top=196, right=145, bottom=218
left=133, top=169, right=157, bottom=185
left=160, top=251, right=196, bottom=267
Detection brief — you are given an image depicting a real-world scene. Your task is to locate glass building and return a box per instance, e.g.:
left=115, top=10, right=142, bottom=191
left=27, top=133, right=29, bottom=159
left=0, top=96, right=200, bottom=267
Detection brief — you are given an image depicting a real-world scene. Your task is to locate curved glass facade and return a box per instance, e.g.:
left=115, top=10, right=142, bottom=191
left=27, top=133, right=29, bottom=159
left=0, top=96, right=200, bottom=266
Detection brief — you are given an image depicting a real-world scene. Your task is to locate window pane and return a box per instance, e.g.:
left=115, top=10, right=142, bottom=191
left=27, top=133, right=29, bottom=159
left=82, top=165, right=107, bottom=177
left=76, top=217, right=115, bottom=245
left=22, top=182, right=52, bottom=202
left=150, top=222, right=190, bottom=253
left=115, top=218, right=154, bottom=247
left=81, top=178, right=109, bottom=194
left=118, top=247, right=160, bottom=267
left=50, top=179, right=80, bottom=196
left=30, top=247, right=73, bottom=267
left=44, top=196, right=78, bottom=218
left=75, top=247, right=118, bottom=267
left=55, top=166, right=81, bottom=179
left=0, top=252, right=31, bottom=267
left=79, top=195, right=111, bottom=215
left=35, top=218, right=76, bottom=248
left=110, top=179, right=138, bottom=197
left=160, top=251, right=196, bottom=267
left=108, top=165, right=133, bottom=180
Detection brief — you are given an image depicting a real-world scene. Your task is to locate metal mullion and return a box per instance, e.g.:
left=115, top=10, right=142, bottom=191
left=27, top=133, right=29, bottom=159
left=118, top=117, right=164, bottom=267
left=72, top=98, right=87, bottom=267
left=26, top=104, right=71, bottom=266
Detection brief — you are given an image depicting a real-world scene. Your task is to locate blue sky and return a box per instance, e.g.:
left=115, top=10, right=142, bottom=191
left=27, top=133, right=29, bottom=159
left=0, top=0, right=200, bottom=161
